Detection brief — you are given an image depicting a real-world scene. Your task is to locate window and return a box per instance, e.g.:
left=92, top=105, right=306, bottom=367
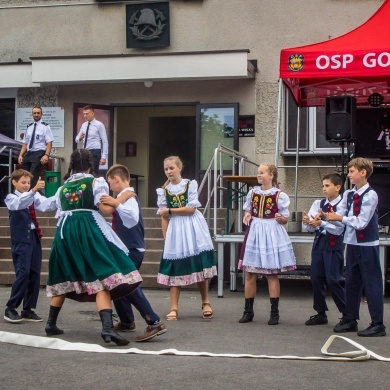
left=284, top=90, right=344, bottom=155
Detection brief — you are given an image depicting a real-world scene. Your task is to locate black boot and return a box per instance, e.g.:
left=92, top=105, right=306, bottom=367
left=268, top=297, right=279, bottom=325
left=239, top=298, right=254, bottom=323
left=99, top=309, right=130, bottom=346
left=45, top=305, right=64, bottom=336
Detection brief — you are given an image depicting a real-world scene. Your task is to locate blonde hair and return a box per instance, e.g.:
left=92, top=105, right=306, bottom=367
left=261, top=163, right=280, bottom=188
left=162, top=155, right=183, bottom=188
left=347, top=157, right=373, bottom=179
left=106, top=164, right=130, bottom=182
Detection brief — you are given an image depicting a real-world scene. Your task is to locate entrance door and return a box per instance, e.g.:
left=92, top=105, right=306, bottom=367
left=148, top=116, right=196, bottom=206
left=73, top=103, right=114, bottom=172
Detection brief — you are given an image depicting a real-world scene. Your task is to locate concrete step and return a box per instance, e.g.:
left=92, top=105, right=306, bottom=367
left=0, top=206, right=224, bottom=288
left=0, top=206, right=227, bottom=218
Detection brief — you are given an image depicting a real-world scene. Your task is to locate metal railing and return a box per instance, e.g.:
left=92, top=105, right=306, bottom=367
left=198, top=144, right=258, bottom=236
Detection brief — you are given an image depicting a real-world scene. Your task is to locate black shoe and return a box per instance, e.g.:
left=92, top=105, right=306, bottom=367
left=357, top=323, right=386, bottom=337
left=239, top=311, right=254, bottom=323
left=305, top=313, right=328, bottom=326
left=333, top=318, right=358, bottom=333
left=4, top=307, right=23, bottom=323
left=21, top=310, right=43, bottom=322
left=45, top=324, right=64, bottom=336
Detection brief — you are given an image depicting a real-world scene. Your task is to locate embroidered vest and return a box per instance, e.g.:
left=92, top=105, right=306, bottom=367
left=112, top=196, right=145, bottom=250
left=314, top=198, right=344, bottom=250
left=164, top=181, right=190, bottom=209
left=251, top=191, right=280, bottom=218
left=60, top=176, right=97, bottom=211
left=346, top=187, right=379, bottom=243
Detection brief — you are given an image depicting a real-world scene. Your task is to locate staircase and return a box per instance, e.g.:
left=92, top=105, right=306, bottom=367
left=0, top=207, right=225, bottom=289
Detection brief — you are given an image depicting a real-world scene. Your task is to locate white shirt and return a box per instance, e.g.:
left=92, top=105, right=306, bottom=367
left=302, top=195, right=345, bottom=236
left=5, top=190, right=57, bottom=229
left=75, top=118, right=108, bottom=159
left=336, top=183, right=379, bottom=246
left=23, top=119, right=54, bottom=152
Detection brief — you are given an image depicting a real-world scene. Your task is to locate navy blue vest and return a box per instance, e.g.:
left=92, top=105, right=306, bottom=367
left=346, top=187, right=378, bottom=243
left=112, top=196, right=144, bottom=250
left=9, top=208, right=34, bottom=244
left=314, top=198, right=344, bottom=251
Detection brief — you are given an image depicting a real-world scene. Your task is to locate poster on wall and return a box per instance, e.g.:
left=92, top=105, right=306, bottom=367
left=16, top=107, right=65, bottom=148
left=238, top=115, right=255, bottom=137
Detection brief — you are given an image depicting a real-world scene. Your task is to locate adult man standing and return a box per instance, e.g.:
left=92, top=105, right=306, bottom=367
left=75, top=105, right=108, bottom=175
left=18, top=106, right=54, bottom=188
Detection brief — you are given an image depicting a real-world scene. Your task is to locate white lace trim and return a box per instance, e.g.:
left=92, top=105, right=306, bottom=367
left=58, top=209, right=129, bottom=255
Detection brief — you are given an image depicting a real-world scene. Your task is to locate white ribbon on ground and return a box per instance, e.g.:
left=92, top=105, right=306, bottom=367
left=0, top=331, right=389, bottom=362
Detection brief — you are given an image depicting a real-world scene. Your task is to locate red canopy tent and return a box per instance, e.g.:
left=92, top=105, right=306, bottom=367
left=280, top=0, right=390, bottom=107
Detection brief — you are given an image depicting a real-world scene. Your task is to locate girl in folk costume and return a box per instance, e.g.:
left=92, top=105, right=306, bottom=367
left=238, top=163, right=296, bottom=325
left=157, top=156, right=217, bottom=321
left=45, top=149, right=142, bottom=346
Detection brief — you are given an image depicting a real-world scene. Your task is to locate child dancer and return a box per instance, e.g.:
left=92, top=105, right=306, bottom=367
left=238, top=163, right=296, bottom=325
left=4, top=170, right=56, bottom=323
left=45, top=149, right=142, bottom=346
left=327, top=157, right=386, bottom=337
left=157, top=156, right=217, bottom=320
left=302, top=173, right=346, bottom=327
left=101, top=164, right=166, bottom=342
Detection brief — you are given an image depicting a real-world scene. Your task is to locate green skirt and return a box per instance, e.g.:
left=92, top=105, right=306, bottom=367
left=157, top=250, right=217, bottom=286
left=46, top=211, right=142, bottom=302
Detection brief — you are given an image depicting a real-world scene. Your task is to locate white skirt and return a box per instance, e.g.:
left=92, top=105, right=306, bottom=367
left=242, top=217, right=296, bottom=270
left=163, top=210, right=214, bottom=260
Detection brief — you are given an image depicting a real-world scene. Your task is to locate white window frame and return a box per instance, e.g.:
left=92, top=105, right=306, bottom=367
left=283, top=96, right=346, bottom=156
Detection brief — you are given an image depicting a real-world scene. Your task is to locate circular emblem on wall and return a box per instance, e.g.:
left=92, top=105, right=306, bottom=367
left=288, top=54, right=304, bottom=72
left=129, top=8, right=166, bottom=40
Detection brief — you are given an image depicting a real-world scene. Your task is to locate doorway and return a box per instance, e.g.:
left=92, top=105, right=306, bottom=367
left=148, top=116, right=196, bottom=206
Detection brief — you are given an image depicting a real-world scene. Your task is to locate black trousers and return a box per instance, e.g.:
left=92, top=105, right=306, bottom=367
left=21, top=150, right=46, bottom=188
left=7, top=230, right=42, bottom=311
left=88, top=149, right=101, bottom=176
left=310, top=236, right=346, bottom=315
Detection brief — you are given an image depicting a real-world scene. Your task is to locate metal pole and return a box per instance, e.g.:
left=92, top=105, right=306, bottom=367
left=275, top=79, right=283, bottom=166
left=294, top=106, right=300, bottom=212
left=8, top=148, right=12, bottom=193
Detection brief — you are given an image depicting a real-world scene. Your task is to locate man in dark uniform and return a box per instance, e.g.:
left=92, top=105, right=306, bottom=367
left=18, top=106, right=54, bottom=188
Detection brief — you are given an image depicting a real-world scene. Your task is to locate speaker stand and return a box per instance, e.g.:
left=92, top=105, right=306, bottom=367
left=339, top=141, right=351, bottom=193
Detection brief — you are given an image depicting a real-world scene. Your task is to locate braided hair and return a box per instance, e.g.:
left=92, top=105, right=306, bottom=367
left=64, top=149, right=95, bottom=180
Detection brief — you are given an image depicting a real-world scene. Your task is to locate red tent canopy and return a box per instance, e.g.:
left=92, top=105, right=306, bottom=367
left=280, top=0, right=390, bottom=107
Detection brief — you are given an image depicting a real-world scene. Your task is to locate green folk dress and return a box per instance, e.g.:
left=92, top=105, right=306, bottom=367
left=46, top=174, right=142, bottom=302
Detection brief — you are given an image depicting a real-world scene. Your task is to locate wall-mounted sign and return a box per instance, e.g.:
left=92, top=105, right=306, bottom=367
left=16, top=107, right=65, bottom=147
left=126, top=2, right=170, bottom=48
left=238, top=115, right=255, bottom=137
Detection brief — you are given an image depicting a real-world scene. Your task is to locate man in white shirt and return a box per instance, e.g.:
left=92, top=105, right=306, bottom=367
left=18, top=106, right=54, bottom=188
left=75, top=105, right=108, bottom=175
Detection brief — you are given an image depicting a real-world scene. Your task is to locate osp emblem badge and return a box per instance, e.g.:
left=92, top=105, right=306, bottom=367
left=129, top=8, right=166, bottom=41
left=126, top=2, right=170, bottom=48
left=288, top=54, right=304, bottom=72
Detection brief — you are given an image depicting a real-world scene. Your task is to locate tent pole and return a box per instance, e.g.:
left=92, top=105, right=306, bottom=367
left=275, top=80, right=283, bottom=166
left=294, top=104, right=300, bottom=212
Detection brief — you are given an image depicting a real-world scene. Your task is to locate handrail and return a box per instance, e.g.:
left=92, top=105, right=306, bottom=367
left=198, top=143, right=258, bottom=236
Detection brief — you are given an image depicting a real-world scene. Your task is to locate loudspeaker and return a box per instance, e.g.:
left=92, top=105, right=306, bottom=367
left=325, top=96, right=356, bottom=142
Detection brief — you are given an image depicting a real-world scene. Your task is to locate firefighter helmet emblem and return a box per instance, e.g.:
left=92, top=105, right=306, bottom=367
left=288, top=54, right=304, bottom=72
left=129, top=8, right=166, bottom=40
